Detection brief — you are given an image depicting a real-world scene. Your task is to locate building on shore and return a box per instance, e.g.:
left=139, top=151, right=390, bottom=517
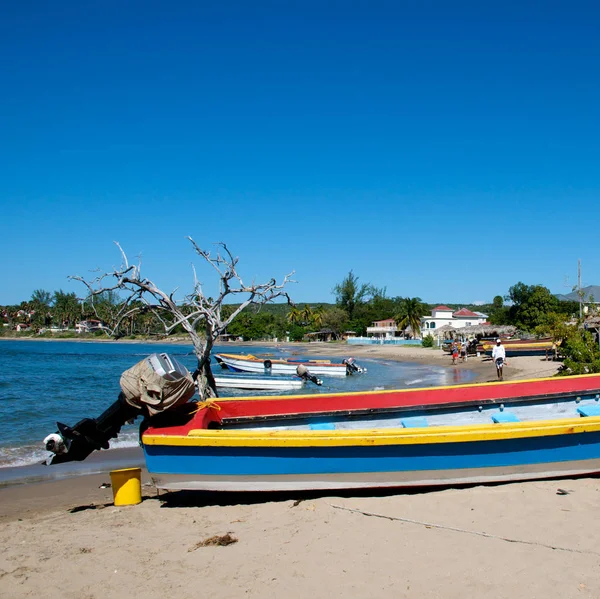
left=421, top=306, right=488, bottom=337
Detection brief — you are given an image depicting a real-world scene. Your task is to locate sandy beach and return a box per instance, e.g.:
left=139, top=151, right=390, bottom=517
left=292, top=341, right=562, bottom=383
left=4, top=342, right=598, bottom=599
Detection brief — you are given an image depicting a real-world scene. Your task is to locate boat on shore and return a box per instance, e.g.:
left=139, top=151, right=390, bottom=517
left=214, top=353, right=365, bottom=377
left=43, top=353, right=600, bottom=493
left=481, top=337, right=555, bottom=356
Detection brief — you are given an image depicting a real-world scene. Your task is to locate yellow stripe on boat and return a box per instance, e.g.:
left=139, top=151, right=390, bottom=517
left=143, top=417, right=600, bottom=448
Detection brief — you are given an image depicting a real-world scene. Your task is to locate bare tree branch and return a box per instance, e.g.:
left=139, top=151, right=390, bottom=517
left=70, top=238, right=295, bottom=399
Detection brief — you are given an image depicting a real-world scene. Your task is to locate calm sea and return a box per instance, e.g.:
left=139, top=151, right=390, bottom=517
left=0, top=340, right=475, bottom=468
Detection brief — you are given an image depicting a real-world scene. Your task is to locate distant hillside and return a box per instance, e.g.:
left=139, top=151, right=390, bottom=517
left=555, top=285, right=600, bottom=302
left=230, top=302, right=336, bottom=316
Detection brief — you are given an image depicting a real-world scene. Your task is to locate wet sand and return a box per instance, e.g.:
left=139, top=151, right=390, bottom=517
left=3, top=342, right=587, bottom=599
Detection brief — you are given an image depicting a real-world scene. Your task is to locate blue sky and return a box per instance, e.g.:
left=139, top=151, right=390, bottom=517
left=1, top=1, right=599, bottom=306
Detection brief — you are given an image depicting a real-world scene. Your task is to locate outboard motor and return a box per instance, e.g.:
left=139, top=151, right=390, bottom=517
left=343, top=357, right=366, bottom=375
left=43, top=353, right=196, bottom=465
left=296, top=364, right=323, bottom=386
left=43, top=395, right=141, bottom=464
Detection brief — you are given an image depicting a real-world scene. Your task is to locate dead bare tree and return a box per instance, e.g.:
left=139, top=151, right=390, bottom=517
left=71, top=237, right=295, bottom=398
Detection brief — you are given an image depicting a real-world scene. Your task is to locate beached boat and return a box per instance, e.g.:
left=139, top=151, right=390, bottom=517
left=214, top=373, right=308, bottom=391
left=214, top=353, right=365, bottom=376
left=481, top=338, right=555, bottom=356
left=141, top=373, right=600, bottom=491
left=43, top=353, right=600, bottom=492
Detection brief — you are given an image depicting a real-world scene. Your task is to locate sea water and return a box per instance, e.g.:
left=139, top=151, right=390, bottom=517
left=0, top=340, right=475, bottom=468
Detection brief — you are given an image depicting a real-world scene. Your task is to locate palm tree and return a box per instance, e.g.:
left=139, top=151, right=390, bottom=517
left=31, top=289, right=52, bottom=307
left=332, top=271, right=371, bottom=320
left=394, top=297, right=427, bottom=339
left=53, top=290, right=81, bottom=328
left=310, top=305, right=325, bottom=329
left=30, top=289, right=53, bottom=328
left=287, top=305, right=302, bottom=325
left=301, top=304, right=314, bottom=326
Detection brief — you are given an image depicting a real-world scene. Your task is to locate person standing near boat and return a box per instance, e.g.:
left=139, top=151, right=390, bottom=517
left=492, top=338, right=506, bottom=380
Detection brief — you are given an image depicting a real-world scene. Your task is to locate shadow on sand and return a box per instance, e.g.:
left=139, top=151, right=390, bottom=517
left=153, top=474, right=597, bottom=509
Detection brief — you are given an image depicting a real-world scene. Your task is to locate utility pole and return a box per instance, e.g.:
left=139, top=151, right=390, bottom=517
left=578, top=259, right=582, bottom=320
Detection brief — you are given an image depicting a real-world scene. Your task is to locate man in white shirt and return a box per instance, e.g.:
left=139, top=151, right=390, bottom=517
left=491, top=338, right=506, bottom=380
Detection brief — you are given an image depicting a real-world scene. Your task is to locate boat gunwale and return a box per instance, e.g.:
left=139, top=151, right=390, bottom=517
left=217, top=389, right=600, bottom=425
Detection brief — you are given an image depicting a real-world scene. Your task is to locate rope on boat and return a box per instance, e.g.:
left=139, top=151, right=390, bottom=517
left=329, top=504, right=600, bottom=556
left=191, top=400, right=222, bottom=413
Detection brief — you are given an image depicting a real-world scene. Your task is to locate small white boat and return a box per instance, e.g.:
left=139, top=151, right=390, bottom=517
left=214, top=373, right=306, bottom=391
left=214, top=353, right=364, bottom=377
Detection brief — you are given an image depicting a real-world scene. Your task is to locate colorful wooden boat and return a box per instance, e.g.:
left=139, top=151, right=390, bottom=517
left=142, top=373, right=600, bottom=491
left=214, top=353, right=364, bottom=376
left=481, top=338, right=555, bottom=356
left=43, top=352, right=600, bottom=492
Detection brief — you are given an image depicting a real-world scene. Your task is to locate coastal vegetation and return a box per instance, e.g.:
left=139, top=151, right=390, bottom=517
left=0, top=279, right=588, bottom=340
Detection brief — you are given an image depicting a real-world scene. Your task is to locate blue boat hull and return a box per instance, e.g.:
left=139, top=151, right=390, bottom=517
left=144, top=430, right=600, bottom=491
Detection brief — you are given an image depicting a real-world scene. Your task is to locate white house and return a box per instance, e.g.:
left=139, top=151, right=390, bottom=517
left=421, top=306, right=487, bottom=336
left=366, top=318, right=399, bottom=340
left=75, top=319, right=108, bottom=334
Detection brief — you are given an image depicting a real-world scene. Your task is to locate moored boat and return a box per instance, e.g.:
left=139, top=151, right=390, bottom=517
left=214, top=352, right=365, bottom=376
left=214, top=373, right=308, bottom=391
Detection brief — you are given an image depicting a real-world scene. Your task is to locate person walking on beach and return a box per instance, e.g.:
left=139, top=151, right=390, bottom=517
left=460, top=340, right=468, bottom=363
left=492, top=338, right=506, bottom=380
left=451, top=342, right=459, bottom=365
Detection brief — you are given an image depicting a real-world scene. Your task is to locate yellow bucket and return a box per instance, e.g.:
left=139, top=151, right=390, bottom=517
left=109, top=467, right=142, bottom=506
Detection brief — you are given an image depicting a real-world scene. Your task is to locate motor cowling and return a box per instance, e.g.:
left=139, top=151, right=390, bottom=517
left=43, top=353, right=197, bottom=465
left=120, top=353, right=196, bottom=415
left=296, top=364, right=323, bottom=386
left=343, top=357, right=366, bottom=374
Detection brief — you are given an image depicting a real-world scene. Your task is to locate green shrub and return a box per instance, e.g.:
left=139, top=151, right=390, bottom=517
left=422, top=335, right=434, bottom=348
left=559, top=330, right=600, bottom=375
left=57, top=331, right=77, bottom=338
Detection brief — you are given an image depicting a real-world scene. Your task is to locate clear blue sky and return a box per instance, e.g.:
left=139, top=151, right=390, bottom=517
left=1, top=1, right=599, bottom=306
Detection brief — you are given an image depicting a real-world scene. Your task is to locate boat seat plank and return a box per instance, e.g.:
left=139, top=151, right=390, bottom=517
left=577, top=405, right=600, bottom=417
left=492, top=412, right=520, bottom=423
left=401, top=417, right=429, bottom=428
left=310, top=423, right=336, bottom=430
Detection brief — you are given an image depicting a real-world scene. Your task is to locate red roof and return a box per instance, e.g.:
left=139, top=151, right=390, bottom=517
left=433, top=305, right=452, bottom=311
left=453, top=308, right=479, bottom=318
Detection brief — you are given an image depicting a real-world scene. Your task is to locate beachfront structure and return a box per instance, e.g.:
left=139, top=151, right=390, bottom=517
left=421, top=306, right=487, bottom=336
left=75, top=319, right=108, bottom=334
left=366, top=318, right=402, bottom=340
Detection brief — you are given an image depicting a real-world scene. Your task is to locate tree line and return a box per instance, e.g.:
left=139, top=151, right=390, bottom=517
left=0, top=272, right=588, bottom=341
left=2, top=269, right=599, bottom=375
